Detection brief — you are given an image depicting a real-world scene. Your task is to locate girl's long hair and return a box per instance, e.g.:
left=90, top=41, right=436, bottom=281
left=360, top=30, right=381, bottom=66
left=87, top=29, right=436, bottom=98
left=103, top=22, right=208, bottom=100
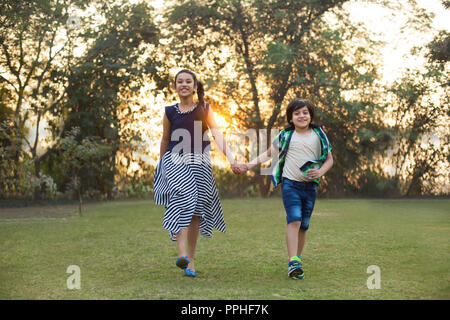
left=174, top=69, right=208, bottom=133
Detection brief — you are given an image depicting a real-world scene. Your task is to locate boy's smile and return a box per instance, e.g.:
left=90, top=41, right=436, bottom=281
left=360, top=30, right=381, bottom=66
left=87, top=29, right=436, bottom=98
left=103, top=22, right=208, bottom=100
left=291, top=106, right=311, bottom=130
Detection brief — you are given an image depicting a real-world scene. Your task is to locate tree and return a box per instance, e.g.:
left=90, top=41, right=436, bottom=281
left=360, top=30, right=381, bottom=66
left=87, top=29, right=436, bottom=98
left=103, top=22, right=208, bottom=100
left=427, top=30, right=450, bottom=67
left=58, top=127, right=112, bottom=215
left=46, top=0, right=168, bottom=199
left=1, top=0, right=168, bottom=200
left=386, top=29, right=449, bottom=196
left=0, top=0, right=89, bottom=199
left=164, top=0, right=391, bottom=196
left=0, top=118, right=30, bottom=198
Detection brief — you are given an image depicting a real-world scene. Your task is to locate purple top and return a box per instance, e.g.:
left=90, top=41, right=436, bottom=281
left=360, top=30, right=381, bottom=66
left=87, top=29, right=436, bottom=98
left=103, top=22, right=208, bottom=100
left=165, top=103, right=211, bottom=154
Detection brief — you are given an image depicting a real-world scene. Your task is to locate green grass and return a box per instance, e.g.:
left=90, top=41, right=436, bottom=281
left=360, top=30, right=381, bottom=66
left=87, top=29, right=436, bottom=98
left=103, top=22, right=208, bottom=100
left=0, top=198, right=449, bottom=299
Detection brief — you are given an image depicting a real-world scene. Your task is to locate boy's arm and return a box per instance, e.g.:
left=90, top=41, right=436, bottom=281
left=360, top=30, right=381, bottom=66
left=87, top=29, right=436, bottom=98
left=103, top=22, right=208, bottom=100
left=247, top=145, right=277, bottom=170
left=306, top=151, right=333, bottom=180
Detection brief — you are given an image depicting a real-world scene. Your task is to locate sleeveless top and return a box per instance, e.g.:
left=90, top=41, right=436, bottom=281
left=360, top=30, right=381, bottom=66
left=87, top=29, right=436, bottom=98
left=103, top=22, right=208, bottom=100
left=166, top=103, right=211, bottom=154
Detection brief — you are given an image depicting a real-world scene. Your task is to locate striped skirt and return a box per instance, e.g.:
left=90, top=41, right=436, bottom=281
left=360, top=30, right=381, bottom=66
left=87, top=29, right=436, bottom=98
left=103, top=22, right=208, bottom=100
left=154, top=151, right=226, bottom=241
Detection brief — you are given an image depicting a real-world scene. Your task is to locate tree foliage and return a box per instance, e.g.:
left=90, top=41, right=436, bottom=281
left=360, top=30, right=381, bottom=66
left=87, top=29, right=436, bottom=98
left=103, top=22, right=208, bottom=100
left=53, top=1, right=167, bottom=198
left=385, top=30, right=449, bottom=196
left=0, top=0, right=92, bottom=199
left=165, top=0, right=393, bottom=196
left=58, top=127, right=112, bottom=215
left=0, top=0, right=447, bottom=201
left=1, top=0, right=168, bottom=200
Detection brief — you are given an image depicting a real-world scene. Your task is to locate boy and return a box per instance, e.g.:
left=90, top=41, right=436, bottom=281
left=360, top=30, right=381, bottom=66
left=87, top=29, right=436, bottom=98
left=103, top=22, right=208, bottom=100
left=244, top=99, right=333, bottom=279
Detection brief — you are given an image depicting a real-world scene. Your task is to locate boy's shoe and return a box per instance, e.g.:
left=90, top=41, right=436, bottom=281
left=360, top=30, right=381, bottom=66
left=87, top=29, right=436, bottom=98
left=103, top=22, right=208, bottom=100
left=288, top=256, right=304, bottom=280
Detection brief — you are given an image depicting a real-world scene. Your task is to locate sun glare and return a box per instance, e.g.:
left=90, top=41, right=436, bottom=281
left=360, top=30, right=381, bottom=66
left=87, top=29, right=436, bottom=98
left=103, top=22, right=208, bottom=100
left=213, top=113, right=229, bottom=130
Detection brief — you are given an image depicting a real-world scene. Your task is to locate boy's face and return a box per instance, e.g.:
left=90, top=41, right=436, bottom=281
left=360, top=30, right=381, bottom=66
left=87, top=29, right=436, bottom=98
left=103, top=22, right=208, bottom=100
left=291, top=106, right=311, bottom=129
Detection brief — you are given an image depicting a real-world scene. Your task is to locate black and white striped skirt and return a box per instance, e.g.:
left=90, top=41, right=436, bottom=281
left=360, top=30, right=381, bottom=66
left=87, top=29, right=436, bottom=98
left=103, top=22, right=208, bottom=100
left=154, top=152, right=226, bottom=241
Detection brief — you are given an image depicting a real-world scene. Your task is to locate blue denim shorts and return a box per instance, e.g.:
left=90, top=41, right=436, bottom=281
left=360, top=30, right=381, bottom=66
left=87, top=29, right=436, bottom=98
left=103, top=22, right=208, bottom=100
left=281, top=177, right=318, bottom=229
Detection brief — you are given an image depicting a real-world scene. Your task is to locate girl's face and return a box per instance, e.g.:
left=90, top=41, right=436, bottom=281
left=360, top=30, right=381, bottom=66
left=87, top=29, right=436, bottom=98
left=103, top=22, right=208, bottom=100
left=175, top=72, right=197, bottom=99
left=291, top=106, right=311, bottom=129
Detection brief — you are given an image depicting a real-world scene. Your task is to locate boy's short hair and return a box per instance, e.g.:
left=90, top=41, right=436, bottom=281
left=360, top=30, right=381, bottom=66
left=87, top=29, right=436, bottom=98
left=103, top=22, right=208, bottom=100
left=286, top=99, right=315, bottom=125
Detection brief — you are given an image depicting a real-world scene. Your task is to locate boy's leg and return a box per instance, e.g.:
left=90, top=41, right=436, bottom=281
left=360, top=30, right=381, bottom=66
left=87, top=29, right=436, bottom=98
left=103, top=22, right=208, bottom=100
left=282, top=180, right=302, bottom=259
left=286, top=221, right=301, bottom=259
left=297, top=185, right=316, bottom=257
left=287, top=221, right=304, bottom=279
left=297, top=229, right=307, bottom=257
left=282, top=179, right=304, bottom=278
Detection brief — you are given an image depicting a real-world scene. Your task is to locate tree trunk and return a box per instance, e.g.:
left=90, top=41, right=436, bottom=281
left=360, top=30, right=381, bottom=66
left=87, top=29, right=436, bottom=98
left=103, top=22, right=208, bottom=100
left=405, top=163, right=427, bottom=197
left=259, top=175, right=272, bottom=198
left=33, top=157, right=41, bottom=200
left=77, top=187, right=83, bottom=217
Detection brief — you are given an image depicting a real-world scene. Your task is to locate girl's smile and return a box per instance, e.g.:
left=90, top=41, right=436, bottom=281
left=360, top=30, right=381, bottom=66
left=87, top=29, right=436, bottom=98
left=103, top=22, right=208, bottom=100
left=175, top=72, right=196, bottom=97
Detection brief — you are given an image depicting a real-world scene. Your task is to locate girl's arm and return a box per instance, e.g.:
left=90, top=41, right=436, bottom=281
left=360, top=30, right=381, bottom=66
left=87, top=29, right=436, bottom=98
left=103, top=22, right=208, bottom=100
left=160, top=113, right=171, bottom=158
left=205, top=106, right=243, bottom=171
left=306, top=151, right=333, bottom=180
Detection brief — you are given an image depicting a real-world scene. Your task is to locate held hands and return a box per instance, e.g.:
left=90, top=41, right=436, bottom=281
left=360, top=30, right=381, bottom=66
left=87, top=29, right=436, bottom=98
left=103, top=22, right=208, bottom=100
left=231, top=161, right=249, bottom=175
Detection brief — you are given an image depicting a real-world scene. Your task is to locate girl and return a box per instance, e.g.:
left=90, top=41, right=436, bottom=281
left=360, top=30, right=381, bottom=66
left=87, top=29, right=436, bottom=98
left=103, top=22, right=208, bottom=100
left=244, top=99, right=333, bottom=279
left=154, top=69, right=245, bottom=277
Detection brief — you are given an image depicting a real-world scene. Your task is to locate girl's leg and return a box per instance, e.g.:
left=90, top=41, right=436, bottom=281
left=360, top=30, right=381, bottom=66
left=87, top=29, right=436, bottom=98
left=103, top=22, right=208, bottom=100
left=187, top=216, right=200, bottom=271
left=286, top=221, right=301, bottom=258
left=297, top=229, right=307, bottom=257
left=176, top=228, right=189, bottom=258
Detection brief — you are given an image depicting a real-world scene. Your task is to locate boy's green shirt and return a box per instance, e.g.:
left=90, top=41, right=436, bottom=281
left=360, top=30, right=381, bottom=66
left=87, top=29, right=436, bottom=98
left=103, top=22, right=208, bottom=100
left=271, top=124, right=332, bottom=188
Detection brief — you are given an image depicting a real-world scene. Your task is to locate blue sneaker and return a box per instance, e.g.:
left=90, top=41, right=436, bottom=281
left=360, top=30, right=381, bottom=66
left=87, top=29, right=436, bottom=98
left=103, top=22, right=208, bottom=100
left=288, top=256, right=304, bottom=280
left=176, top=256, right=189, bottom=269
left=184, top=268, right=197, bottom=277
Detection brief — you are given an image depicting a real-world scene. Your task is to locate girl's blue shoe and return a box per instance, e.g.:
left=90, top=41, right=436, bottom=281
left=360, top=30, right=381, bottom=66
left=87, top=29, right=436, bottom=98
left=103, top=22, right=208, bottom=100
left=184, top=268, right=197, bottom=277
left=176, top=256, right=189, bottom=269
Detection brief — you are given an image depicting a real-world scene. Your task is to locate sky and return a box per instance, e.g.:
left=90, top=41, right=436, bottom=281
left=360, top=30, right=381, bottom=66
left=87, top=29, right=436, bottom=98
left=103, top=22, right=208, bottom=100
left=345, top=0, right=449, bottom=84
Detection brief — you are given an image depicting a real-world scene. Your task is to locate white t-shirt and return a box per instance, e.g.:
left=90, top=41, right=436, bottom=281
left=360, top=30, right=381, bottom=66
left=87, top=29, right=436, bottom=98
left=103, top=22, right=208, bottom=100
left=282, top=129, right=321, bottom=182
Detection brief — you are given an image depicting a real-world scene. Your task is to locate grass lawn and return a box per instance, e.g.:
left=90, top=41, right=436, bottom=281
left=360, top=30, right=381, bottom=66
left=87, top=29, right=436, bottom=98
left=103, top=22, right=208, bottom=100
left=0, top=198, right=449, bottom=300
